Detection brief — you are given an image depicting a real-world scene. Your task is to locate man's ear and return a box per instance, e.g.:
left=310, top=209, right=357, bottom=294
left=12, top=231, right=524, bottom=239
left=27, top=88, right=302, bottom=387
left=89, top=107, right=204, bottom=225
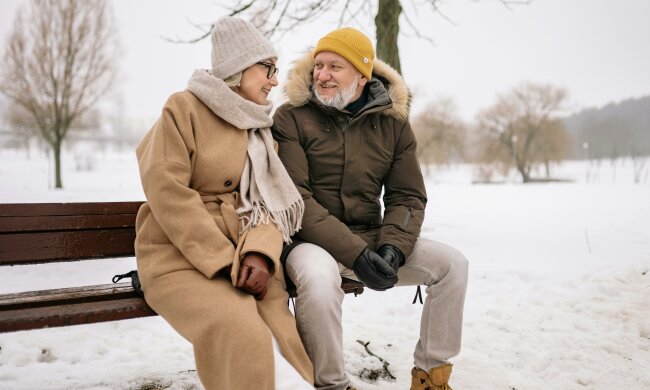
left=359, top=76, right=369, bottom=88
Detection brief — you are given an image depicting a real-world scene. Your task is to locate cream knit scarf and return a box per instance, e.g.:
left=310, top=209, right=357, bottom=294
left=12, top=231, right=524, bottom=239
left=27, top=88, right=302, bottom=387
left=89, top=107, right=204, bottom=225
left=187, top=69, right=304, bottom=243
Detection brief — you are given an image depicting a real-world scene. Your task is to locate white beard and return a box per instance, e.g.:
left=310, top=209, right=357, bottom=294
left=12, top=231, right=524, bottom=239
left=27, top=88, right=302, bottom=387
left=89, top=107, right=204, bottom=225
left=314, top=77, right=360, bottom=110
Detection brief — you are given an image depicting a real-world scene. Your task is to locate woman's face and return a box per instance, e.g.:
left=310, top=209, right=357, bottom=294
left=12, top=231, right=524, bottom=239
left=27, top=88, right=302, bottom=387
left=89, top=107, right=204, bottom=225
left=237, top=58, right=279, bottom=105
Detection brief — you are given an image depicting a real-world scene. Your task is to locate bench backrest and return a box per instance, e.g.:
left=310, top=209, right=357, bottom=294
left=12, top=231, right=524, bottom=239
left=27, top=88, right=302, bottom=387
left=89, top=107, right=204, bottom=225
left=0, top=201, right=364, bottom=332
left=0, top=202, right=143, bottom=265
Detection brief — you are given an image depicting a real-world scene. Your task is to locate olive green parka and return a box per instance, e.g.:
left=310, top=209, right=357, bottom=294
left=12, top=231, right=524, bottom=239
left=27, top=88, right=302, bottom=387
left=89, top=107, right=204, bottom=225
left=272, top=52, right=427, bottom=267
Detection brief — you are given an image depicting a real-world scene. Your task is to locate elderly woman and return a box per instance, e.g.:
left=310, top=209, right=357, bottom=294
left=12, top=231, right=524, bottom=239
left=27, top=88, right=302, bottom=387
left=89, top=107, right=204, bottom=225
left=134, top=17, right=313, bottom=390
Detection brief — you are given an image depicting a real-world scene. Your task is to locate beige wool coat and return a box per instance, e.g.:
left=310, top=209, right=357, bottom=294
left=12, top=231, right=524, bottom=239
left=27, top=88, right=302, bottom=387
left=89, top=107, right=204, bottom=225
left=135, top=91, right=313, bottom=390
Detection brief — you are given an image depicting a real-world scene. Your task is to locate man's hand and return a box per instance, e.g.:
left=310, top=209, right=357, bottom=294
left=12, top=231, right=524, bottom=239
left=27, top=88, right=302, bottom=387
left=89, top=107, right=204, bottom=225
left=377, top=244, right=405, bottom=272
left=352, top=248, right=398, bottom=291
left=236, top=252, right=272, bottom=300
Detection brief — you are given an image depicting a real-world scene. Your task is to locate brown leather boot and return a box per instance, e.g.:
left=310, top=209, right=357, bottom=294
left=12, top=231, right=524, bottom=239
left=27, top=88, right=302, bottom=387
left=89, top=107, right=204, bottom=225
left=411, top=363, right=453, bottom=390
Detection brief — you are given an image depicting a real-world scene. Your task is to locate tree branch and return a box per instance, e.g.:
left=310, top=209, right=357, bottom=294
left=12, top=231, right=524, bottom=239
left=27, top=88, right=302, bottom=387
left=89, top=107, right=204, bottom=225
left=498, top=0, right=532, bottom=11
left=356, top=340, right=396, bottom=380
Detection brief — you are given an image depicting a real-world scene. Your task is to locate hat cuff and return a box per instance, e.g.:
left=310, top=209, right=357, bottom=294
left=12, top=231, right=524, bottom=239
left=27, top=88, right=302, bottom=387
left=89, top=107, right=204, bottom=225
left=315, top=36, right=372, bottom=79
left=212, top=44, right=278, bottom=80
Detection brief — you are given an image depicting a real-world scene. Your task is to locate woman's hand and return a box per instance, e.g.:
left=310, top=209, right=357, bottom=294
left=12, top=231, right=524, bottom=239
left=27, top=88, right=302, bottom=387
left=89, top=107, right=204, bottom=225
left=236, top=252, right=273, bottom=300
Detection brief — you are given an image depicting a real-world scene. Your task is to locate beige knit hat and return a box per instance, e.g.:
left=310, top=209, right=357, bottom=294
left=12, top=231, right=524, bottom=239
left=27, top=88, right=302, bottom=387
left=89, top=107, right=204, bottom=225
left=314, top=27, right=375, bottom=79
left=210, top=17, right=277, bottom=80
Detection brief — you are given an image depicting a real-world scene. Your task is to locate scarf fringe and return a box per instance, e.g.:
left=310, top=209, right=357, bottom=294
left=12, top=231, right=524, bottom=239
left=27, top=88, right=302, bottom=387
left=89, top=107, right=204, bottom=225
left=239, top=199, right=304, bottom=244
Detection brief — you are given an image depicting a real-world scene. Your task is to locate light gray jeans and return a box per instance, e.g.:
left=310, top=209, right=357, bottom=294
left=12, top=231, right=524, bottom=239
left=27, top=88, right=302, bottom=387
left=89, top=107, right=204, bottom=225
left=285, top=239, right=469, bottom=390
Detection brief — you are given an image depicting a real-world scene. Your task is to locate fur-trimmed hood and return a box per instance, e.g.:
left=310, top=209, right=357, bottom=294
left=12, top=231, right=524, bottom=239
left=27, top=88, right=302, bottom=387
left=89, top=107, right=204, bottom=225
left=282, top=50, right=411, bottom=120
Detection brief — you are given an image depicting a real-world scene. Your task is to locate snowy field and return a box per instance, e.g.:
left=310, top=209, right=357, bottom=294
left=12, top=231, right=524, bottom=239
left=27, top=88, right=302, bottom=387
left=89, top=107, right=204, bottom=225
left=0, top=148, right=649, bottom=390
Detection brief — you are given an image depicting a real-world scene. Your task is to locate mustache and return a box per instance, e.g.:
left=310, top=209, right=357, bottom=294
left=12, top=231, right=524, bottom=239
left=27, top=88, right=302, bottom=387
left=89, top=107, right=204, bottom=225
left=317, top=81, right=339, bottom=88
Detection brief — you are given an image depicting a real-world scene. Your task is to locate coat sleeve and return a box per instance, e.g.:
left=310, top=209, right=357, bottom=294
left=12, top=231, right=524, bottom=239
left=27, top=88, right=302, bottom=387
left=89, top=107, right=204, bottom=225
left=136, top=93, right=236, bottom=279
left=377, top=119, right=427, bottom=259
left=239, top=222, right=283, bottom=275
left=272, top=105, right=368, bottom=268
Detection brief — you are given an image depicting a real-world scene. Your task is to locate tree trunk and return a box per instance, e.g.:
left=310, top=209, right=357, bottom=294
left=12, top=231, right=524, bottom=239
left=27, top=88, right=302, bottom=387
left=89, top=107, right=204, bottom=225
left=375, top=0, right=402, bottom=74
left=544, top=160, right=550, bottom=177
left=53, top=138, right=63, bottom=189
left=522, top=163, right=533, bottom=183
left=516, top=162, right=529, bottom=183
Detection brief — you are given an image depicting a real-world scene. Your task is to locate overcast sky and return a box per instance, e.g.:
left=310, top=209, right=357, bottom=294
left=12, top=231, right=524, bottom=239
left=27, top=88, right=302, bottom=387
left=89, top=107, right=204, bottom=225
left=1, top=0, right=649, bottom=126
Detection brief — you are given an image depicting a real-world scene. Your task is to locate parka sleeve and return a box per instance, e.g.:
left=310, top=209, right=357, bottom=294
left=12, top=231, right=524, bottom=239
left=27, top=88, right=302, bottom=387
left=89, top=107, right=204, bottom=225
left=136, top=93, right=236, bottom=279
left=272, top=105, right=368, bottom=268
left=377, top=119, right=427, bottom=259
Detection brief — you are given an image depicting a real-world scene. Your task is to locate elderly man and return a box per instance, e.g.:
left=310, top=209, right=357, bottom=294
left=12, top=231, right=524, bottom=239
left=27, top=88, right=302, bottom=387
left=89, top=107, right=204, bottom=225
left=272, top=27, right=468, bottom=390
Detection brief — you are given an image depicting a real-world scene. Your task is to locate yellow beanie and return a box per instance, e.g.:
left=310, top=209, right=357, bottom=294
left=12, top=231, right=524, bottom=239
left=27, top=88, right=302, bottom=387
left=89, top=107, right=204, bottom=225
left=314, top=27, right=374, bottom=80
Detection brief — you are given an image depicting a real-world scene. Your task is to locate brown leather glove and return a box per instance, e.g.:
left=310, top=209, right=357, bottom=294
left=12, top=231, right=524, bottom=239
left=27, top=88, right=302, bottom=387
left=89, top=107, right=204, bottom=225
left=236, top=252, right=273, bottom=300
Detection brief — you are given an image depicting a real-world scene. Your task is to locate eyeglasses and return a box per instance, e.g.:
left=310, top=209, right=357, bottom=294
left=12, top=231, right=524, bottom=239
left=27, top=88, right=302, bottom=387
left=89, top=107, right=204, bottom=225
left=257, top=61, right=279, bottom=79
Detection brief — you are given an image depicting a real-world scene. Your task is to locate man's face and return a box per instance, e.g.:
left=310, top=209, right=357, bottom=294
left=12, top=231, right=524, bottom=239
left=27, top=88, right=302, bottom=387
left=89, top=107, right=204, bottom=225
left=313, top=51, right=368, bottom=109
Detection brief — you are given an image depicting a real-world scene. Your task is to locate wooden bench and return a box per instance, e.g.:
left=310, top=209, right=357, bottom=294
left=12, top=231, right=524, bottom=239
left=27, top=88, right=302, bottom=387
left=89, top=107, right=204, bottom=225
left=0, top=202, right=364, bottom=333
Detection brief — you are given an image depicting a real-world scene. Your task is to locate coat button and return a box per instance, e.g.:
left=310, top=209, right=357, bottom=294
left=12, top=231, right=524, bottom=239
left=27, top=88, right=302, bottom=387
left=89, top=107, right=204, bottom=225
left=224, top=180, right=233, bottom=187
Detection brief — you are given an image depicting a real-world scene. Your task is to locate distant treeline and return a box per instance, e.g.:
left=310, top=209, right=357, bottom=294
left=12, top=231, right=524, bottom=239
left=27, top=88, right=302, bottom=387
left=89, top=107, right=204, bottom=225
left=563, top=95, right=650, bottom=159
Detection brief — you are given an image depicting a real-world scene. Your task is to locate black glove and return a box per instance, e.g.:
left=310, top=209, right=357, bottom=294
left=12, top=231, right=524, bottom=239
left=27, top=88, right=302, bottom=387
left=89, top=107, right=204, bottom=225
left=377, top=244, right=405, bottom=272
left=352, top=248, right=398, bottom=291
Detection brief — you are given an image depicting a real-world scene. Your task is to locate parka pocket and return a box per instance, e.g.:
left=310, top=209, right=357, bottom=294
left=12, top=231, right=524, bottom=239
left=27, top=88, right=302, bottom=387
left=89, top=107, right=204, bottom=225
left=382, top=205, right=421, bottom=235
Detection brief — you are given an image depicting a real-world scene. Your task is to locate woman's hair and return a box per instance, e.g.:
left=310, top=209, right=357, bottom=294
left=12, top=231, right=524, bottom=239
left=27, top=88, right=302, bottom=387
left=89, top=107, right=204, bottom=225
left=224, top=71, right=243, bottom=88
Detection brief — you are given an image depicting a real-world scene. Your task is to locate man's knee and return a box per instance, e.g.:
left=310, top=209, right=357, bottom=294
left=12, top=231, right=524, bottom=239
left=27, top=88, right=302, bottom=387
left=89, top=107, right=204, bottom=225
left=286, top=243, right=342, bottom=289
left=411, top=239, right=469, bottom=288
left=446, top=246, right=469, bottom=290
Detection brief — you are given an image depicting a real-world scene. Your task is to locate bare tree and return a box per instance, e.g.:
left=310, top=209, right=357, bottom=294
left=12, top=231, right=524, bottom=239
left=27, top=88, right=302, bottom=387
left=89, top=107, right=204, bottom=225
left=531, top=119, right=571, bottom=177
left=170, top=0, right=530, bottom=74
left=475, top=82, right=569, bottom=183
left=631, top=151, right=648, bottom=184
left=412, top=97, right=466, bottom=166
left=0, top=0, right=119, bottom=188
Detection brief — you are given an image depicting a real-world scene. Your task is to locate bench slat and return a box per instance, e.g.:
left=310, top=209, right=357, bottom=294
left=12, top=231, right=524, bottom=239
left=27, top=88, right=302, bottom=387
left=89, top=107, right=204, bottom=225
left=0, top=298, right=157, bottom=332
left=0, top=283, right=137, bottom=310
left=0, top=214, right=137, bottom=233
left=0, top=279, right=364, bottom=332
left=0, top=280, right=365, bottom=310
left=0, top=202, right=143, bottom=217
left=0, top=229, right=136, bottom=265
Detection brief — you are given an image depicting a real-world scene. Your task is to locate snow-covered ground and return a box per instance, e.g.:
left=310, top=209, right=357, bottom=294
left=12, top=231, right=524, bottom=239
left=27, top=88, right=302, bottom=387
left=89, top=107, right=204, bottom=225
left=0, top=149, right=648, bottom=390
